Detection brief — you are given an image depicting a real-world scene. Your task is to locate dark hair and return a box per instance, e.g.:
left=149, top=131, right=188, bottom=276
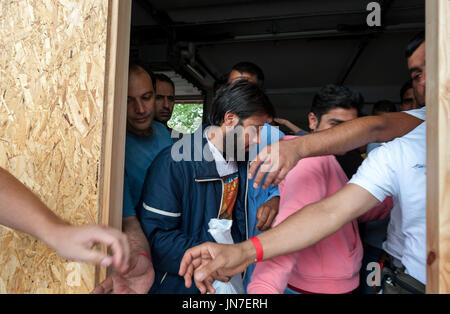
left=405, top=31, right=425, bottom=58
left=372, top=100, right=397, bottom=115
left=129, top=61, right=156, bottom=90
left=154, top=73, right=175, bottom=91
left=214, top=73, right=229, bottom=94
left=400, top=80, right=413, bottom=102
left=231, top=62, right=265, bottom=87
left=208, top=80, right=276, bottom=126
left=311, top=84, right=363, bottom=121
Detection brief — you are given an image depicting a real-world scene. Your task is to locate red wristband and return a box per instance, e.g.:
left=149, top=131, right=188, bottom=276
left=137, top=253, right=153, bottom=265
left=250, top=236, right=264, bottom=263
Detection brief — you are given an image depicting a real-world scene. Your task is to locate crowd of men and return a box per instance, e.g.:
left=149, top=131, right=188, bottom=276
left=1, top=31, right=428, bottom=294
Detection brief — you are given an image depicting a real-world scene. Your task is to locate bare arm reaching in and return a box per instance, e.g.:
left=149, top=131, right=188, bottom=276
left=179, top=184, right=380, bottom=294
left=250, top=112, right=422, bottom=189
left=273, top=118, right=304, bottom=134
left=0, top=167, right=130, bottom=273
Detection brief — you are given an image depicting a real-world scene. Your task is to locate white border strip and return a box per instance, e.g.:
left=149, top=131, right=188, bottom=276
left=143, top=203, right=181, bottom=217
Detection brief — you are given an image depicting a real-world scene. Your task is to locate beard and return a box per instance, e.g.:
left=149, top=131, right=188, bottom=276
left=222, top=128, right=250, bottom=162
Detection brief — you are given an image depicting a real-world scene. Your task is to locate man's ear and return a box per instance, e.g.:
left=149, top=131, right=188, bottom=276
left=223, top=111, right=238, bottom=127
left=308, top=112, right=318, bottom=131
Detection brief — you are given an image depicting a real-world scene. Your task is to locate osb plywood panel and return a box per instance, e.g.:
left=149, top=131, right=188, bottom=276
left=0, top=0, right=109, bottom=293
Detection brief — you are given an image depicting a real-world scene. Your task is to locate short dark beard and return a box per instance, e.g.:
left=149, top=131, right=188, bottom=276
left=222, top=119, right=249, bottom=162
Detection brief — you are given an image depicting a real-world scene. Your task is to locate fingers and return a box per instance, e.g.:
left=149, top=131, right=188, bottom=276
left=180, top=244, right=215, bottom=289
left=194, top=254, right=225, bottom=283
left=183, top=257, right=202, bottom=288
left=91, top=275, right=114, bottom=294
left=260, top=167, right=279, bottom=190
left=252, top=161, right=273, bottom=189
left=271, top=165, right=291, bottom=187
left=112, top=275, right=136, bottom=294
left=85, top=226, right=130, bottom=274
left=248, top=157, right=264, bottom=181
left=183, top=263, right=194, bottom=289
left=204, top=276, right=216, bottom=294
left=255, top=206, right=269, bottom=230
left=261, top=208, right=277, bottom=231
left=110, top=231, right=131, bottom=274
left=179, top=245, right=202, bottom=277
left=194, top=266, right=216, bottom=295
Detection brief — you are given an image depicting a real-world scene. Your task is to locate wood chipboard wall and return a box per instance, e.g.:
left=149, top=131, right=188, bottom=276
left=0, top=0, right=110, bottom=293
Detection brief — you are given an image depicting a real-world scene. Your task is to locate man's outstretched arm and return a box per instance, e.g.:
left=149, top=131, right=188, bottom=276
left=179, top=184, right=380, bottom=294
left=250, top=112, right=422, bottom=189
left=92, top=216, right=155, bottom=294
left=0, top=167, right=130, bottom=272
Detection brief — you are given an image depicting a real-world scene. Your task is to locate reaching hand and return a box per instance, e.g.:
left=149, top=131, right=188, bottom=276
left=256, top=197, right=280, bottom=231
left=249, top=138, right=302, bottom=189
left=273, top=118, right=291, bottom=126
left=179, top=242, right=254, bottom=294
left=48, top=224, right=130, bottom=273
left=91, top=253, right=155, bottom=294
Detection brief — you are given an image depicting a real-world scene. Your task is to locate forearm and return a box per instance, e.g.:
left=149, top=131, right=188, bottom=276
left=236, top=200, right=346, bottom=267
left=240, top=185, right=380, bottom=264
left=123, top=216, right=151, bottom=255
left=297, top=112, right=422, bottom=157
left=0, top=168, right=67, bottom=244
left=260, top=201, right=350, bottom=260
left=282, top=121, right=302, bottom=134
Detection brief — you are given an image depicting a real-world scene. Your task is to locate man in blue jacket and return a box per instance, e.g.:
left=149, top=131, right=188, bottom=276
left=137, top=81, right=277, bottom=293
left=227, top=62, right=283, bottom=290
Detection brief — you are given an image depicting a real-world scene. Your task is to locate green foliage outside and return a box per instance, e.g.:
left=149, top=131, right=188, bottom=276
left=167, top=103, right=203, bottom=134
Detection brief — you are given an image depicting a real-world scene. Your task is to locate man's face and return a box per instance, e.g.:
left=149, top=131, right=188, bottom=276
left=228, top=70, right=258, bottom=84
left=309, top=108, right=358, bottom=132
left=155, top=80, right=175, bottom=124
left=408, top=42, right=426, bottom=107
left=222, top=113, right=269, bottom=161
left=127, top=69, right=155, bottom=134
left=400, top=87, right=419, bottom=111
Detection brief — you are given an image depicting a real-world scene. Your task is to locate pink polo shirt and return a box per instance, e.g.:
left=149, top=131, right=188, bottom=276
left=248, top=150, right=391, bottom=294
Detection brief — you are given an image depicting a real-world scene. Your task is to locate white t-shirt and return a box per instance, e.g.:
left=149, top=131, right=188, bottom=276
left=382, top=107, right=427, bottom=261
left=403, top=106, right=426, bottom=120
left=349, top=110, right=426, bottom=284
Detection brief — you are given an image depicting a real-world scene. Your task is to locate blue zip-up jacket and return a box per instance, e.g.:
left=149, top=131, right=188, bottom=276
left=244, top=123, right=284, bottom=290
left=137, top=125, right=249, bottom=294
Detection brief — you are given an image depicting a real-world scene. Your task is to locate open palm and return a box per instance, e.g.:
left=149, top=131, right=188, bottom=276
left=92, top=254, right=154, bottom=294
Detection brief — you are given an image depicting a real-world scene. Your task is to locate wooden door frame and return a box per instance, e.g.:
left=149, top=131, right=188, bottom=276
left=98, top=0, right=132, bottom=284
left=426, top=0, right=450, bottom=294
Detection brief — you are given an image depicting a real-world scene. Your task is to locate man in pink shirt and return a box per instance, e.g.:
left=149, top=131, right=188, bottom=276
left=248, top=85, right=391, bottom=294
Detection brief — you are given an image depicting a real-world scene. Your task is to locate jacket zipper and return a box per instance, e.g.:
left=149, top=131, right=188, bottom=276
left=195, top=172, right=249, bottom=285
left=217, top=179, right=224, bottom=219
left=242, top=163, right=250, bottom=281
left=160, top=272, right=167, bottom=285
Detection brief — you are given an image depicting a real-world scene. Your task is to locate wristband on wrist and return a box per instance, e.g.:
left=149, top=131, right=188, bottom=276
left=250, top=236, right=264, bottom=263
left=137, top=253, right=153, bottom=265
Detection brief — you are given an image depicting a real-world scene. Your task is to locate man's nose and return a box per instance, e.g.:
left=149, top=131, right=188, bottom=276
left=135, top=100, right=146, bottom=114
left=163, top=97, right=171, bottom=109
